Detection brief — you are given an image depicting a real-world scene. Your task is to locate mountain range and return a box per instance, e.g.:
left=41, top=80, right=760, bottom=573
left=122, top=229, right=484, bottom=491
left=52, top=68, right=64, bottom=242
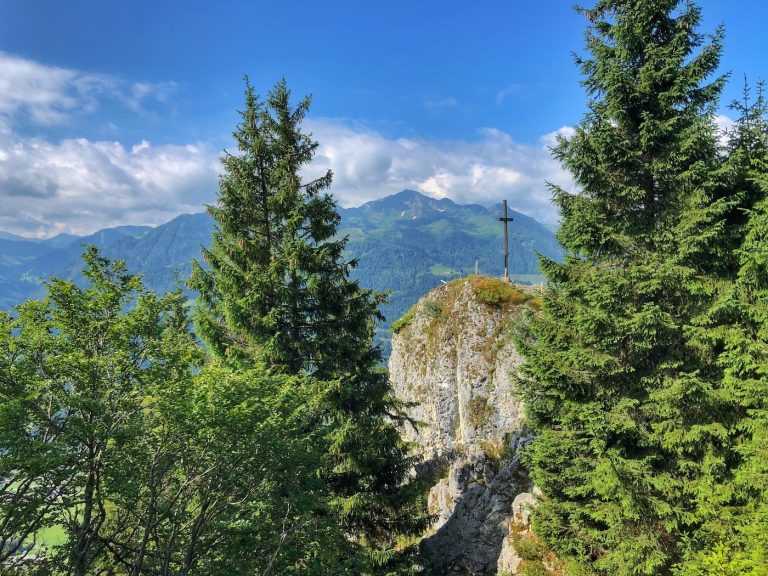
left=0, top=190, right=562, bottom=348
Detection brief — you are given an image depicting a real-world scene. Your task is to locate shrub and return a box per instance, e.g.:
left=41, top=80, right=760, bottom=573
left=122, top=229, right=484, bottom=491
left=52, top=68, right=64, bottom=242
left=527, top=296, right=543, bottom=311
left=513, top=534, right=548, bottom=562
left=391, top=306, right=417, bottom=333
left=423, top=299, right=443, bottom=318
left=520, top=560, right=550, bottom=576
left=470, top=276, right=531, bottom=307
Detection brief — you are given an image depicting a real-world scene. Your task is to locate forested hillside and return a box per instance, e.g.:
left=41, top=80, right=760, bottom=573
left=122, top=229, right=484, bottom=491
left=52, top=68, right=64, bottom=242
left=0, top=190, right=560, bottom=343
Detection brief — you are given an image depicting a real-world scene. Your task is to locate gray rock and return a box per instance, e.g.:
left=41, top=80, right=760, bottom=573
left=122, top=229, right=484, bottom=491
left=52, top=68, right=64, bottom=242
left=421, top=449, right=530, bottom=574
left=389, top=279, right=527, bottom=460
left=389, top=278, right=539, bottom=575
left=496, top=534, right=523, bottom=576
left=497, top=491, right=539, bottom=575
left=512, top=492, right=537, bottom=526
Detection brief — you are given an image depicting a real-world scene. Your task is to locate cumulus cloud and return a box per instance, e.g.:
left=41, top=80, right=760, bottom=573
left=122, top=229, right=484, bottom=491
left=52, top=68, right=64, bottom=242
left=0, top=117, right=571, bottom=237
left=0, top=131, right=219, bottom=237
left=0, top=51, right=176, bottom=127
left=715, top=114, right=735, bottom=148
left=0, top=52, right=108, bottom=125
left=0, top=52, right=215, bottom=237
left=0, top=51, right=572, bottom=237
left=306, top=120, right=573, bottom=226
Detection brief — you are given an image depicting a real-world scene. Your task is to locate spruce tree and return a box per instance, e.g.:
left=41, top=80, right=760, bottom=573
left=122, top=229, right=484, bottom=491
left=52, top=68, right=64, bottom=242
left=725, top=88, right=768, bottom=573
left=516, top=2, right=728, bottom=574
left=678, top=85, right=768, bottom=576
left=189, top=80, right=424, bottom=553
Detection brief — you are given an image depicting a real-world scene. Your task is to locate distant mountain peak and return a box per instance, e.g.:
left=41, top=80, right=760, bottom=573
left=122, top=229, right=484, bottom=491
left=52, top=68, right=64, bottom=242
left=353, top=189, right=465, bottom=217
left=0, top=231, right=28, bottom=242
left=390, top=189, right=436, bottom=202
left=390, top=188, right=421, bottom=198
left=363, top=188, right=437, bottom=205
left=0, top=191, right=561, bottom=359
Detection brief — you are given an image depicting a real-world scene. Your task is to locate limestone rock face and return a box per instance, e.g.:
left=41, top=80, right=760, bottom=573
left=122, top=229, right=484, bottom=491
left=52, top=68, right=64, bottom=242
left=388, top=277, right=540, bottom=575
left=389, top=278, right=528, bottom=460
left=421, top=441, right=531, bottom=574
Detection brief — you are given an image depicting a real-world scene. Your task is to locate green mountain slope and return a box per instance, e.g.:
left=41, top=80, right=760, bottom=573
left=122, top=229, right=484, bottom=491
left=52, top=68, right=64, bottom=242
left=338, top=190, right=560, bottom=346
left=0, top=190, right=561, bottom=350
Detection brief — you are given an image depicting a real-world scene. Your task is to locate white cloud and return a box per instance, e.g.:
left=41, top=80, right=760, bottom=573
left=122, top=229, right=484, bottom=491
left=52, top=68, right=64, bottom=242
left=0, top=53, right=210, bottom=237
left=0, top=52, right=176, bottom=127
left=122, top=81, right=179, bottom=112
left=306, top=120, right=574, bottom=226
left=0, top=51, right=573, bottom=237
left=715, top=114, right=735, bottom=148
left=0, top=52, right=109, bottom=125
left=0, top=130, right=219, bottom=237
left=714, top=114, right=735, bottom=133
left=0, top=114, right=572, bottom=237
left=540, top=125, right=576, bottom=148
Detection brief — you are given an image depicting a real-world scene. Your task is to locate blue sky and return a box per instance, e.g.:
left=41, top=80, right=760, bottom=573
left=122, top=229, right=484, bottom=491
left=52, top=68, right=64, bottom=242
left=0, top=0, right=766, bottom=237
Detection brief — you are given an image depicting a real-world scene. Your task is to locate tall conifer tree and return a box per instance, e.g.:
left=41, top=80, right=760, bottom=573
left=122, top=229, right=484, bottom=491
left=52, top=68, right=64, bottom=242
left=678, top=86, right=768, bottom=576
left=516, top=2, right=728, bottom=574
left=189, top=80, right=424, bottom=554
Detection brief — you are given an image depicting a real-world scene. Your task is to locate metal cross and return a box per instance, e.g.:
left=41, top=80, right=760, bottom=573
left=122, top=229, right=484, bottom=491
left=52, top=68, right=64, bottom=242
left=498, top=199, right=513, bottom=282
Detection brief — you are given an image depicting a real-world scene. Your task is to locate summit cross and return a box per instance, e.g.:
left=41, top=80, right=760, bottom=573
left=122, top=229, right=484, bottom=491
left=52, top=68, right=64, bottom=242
left=498, top=199, right=514, bottom=282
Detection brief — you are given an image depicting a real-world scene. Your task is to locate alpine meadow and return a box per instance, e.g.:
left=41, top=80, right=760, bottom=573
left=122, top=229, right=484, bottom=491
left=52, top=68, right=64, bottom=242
left=0, top=1, right=767, bottom=575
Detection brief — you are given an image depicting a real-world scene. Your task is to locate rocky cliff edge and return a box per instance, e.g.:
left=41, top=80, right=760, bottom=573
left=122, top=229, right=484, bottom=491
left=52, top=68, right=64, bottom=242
left=389, top=277, right=560, bottom=575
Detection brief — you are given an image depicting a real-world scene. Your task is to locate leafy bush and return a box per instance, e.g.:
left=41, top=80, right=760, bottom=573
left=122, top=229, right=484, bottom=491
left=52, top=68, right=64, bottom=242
left=470, top=276, right=531, bottom=307
left=520, top=560, right=550, bottom=576
left=527, top=296, right=543, bottom=311
left=512, top=534, right=548, bottom=562
left=391, top=306, right=417, bottom=333
left=423, top=299, right=443, bottom=318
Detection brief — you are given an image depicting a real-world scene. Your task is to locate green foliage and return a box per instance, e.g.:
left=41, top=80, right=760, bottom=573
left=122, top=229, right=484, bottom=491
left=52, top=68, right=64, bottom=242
left=514, top=2, right=757, bottom=575
left=0, top=248, right=380, bottom=574
left=0, top=248, right=198, bottom=573
left=520, top=561, right=550, bottom=576
left=188, top=79, right=427, bottom=563
left=422, top=299, right=443, bottom=318
left=513, top=534, right=549, bottom=562
left=470, top=276, right=532, bottom=307
left=391, top=306, right=417, bottom=334
left=672, top=84, right=768, bottom=576
left=389, top=297, right=443, bottom=337
left=517, top=3, right=768, bottom=575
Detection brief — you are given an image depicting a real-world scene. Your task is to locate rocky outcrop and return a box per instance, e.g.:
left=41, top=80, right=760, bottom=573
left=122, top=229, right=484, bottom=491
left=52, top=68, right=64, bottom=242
left=421, top=439, right=532, bottom=575
left=388, top=277, right=542, bottom=575
left=496, top=491, right=540, bottom=575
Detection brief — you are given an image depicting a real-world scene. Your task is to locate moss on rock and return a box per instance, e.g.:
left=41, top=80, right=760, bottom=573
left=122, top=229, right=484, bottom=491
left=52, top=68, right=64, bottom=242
left=468, top=395, right=493, bottom=429
left=391, top=305, right=417, bottom=333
